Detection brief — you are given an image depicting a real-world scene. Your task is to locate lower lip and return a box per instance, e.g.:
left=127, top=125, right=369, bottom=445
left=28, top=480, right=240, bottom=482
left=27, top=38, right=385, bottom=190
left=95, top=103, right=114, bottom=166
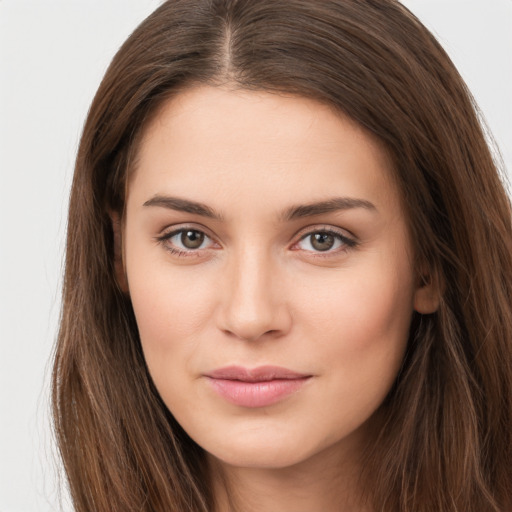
left=206, top=377, right=311, bottom=408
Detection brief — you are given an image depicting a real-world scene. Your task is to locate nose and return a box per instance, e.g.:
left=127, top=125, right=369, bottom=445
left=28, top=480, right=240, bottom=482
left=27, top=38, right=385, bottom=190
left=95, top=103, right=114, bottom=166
left=217, top=248, right=292, bottom=342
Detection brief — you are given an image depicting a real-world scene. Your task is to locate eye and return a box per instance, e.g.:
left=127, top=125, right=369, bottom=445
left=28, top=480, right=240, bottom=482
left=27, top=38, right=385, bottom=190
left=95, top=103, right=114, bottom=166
left=157, top=227, right=216, bottom=254
left=175, top=229, right=207, bottom=249
left=295, top=229, right=357, bottom=254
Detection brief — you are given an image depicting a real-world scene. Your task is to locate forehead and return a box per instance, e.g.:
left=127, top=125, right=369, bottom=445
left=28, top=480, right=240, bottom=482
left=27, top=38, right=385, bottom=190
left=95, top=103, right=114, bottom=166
left=129, top=85, right=401, bottom=219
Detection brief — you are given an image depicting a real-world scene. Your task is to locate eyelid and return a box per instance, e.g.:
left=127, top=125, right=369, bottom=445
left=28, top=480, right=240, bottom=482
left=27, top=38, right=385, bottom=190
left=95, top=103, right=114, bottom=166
left=157, top=222, right=216, bottom=240
left=294, top=224, right=356, bottom=241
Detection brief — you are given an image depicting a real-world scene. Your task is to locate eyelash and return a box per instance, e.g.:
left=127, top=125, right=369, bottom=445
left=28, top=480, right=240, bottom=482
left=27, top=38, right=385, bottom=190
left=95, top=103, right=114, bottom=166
left=293, top=227, right=358, bottom=257
left=156, top=225, right=358, bottom=258
left=156, top=227, right=217, bottom=257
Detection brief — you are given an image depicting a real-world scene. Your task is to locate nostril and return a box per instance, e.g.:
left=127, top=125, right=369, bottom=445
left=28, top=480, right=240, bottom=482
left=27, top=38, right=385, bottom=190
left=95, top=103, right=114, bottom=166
left=220, top=311, right=291, bottom=342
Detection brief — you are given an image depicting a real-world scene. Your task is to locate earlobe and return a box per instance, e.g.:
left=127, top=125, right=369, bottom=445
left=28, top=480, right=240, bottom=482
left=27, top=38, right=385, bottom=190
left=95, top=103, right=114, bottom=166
left=110, top=211, right=129, bottom=293
left=413, top=271, right=441, bottom=314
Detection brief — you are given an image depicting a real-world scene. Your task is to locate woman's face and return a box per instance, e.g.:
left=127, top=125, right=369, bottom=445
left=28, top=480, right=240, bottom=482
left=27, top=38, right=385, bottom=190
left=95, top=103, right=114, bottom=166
left=122, top=85, right=436, bottom=469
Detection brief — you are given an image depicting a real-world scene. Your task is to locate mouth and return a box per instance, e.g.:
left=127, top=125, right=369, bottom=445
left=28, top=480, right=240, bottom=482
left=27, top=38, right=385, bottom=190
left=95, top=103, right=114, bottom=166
left=204, top=365, right=312, bottom=408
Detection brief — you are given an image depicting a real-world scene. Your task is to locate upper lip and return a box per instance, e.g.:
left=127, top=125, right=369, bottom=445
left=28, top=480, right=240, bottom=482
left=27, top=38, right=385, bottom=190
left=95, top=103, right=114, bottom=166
left=205, top=365, right=310, bottom=382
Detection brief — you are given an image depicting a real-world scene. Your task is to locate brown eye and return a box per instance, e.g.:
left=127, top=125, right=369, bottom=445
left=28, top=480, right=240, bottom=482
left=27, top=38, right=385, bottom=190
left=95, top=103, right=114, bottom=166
left=181, top=230, right=205, bottom=249
left=159, top=228, right=214, bottom=254
left=296, top=229, right=356, bottom=254
left=310, top=232, right=335, bottom=251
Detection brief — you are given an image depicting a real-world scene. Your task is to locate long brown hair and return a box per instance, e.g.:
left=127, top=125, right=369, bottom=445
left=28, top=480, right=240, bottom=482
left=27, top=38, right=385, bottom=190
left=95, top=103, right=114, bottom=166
left=52, top=1, right=512, bottom=510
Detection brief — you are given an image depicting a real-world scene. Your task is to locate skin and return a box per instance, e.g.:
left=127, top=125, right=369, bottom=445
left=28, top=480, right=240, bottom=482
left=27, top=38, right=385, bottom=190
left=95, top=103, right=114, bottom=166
left=119, top=85, right=438, bottom=511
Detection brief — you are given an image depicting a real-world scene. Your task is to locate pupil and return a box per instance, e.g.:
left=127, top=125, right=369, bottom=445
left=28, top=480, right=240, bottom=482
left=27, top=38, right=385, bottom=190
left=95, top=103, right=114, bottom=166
left=311, top=232, right=334, bottom=251
left=181, top=230, right=204, bottom=249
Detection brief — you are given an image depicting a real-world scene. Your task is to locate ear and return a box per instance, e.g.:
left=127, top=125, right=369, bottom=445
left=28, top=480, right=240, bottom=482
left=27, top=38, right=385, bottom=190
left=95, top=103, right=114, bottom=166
left=413, top=266, right=441, bottom=314
left=110, top=211, right=129, bottom=293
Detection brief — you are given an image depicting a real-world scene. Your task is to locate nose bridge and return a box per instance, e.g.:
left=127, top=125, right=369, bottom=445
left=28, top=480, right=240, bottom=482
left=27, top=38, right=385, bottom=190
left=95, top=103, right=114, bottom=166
left=219, top=243, right=288, bottom=341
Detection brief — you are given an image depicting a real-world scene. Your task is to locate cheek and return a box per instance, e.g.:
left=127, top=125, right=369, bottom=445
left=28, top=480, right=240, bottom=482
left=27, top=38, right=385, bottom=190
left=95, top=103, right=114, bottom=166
left=128, top=269, right=216, bottom=422
left=295, top=257, right=415, bottom=386
left=289, top=270, right=414, bottom=444
left=125, top=248, right=216, bottom=373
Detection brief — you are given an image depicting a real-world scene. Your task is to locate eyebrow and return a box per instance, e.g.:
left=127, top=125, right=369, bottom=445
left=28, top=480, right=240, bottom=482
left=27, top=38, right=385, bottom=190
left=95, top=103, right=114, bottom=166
left=143, top=195, right=224, bottom=220
left=143, top=195, right=376, bottom=221
left=282, top=197, right=377, bottom=221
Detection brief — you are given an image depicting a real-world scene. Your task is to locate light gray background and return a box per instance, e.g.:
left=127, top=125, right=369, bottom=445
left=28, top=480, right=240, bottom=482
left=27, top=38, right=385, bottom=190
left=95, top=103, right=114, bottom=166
left=0, top=1, right=510, bottom=511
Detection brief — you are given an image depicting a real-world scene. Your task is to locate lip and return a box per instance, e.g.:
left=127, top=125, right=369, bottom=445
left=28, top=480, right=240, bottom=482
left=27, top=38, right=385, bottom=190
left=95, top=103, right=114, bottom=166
left=204, top=365, right=312, bottom=408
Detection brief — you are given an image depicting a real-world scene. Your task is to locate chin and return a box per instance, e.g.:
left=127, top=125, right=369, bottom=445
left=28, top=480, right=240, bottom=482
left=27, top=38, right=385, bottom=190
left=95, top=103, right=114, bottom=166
left=208, top=442, right=315, bottom=470
left=200, top=422, right=360, bottom=471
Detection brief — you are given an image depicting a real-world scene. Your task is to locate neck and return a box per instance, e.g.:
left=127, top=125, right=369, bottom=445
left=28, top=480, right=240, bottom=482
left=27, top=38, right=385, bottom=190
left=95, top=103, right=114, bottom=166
left=207, top=439, right=371, bottom=512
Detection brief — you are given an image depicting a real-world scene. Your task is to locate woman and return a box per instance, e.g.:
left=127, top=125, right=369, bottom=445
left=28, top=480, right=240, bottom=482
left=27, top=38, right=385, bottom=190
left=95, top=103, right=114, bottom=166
left=52, top=1, right=512, bottom=511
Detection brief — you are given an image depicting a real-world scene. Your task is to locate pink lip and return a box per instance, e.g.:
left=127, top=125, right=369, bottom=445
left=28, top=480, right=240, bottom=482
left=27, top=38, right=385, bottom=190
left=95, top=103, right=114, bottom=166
left=205, top=365, right=312, bottom=408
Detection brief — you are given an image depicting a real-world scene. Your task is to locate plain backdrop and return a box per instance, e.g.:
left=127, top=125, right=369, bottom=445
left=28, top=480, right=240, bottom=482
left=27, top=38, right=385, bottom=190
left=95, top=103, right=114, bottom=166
left=0, top=1, right=510, bottom=511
